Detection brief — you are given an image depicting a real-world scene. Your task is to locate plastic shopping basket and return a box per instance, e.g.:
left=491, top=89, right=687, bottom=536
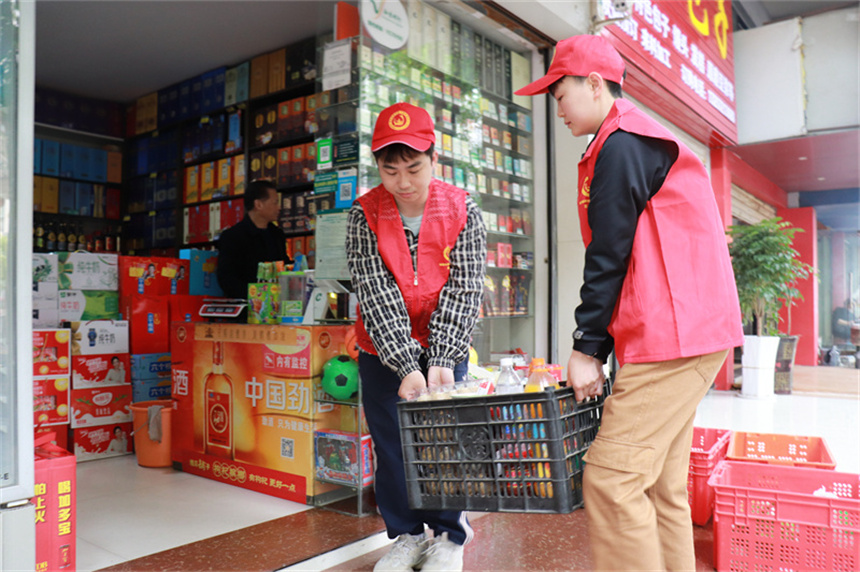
left=397, top=385, right=606, bottom=514
left=687, top=427, right=732, bottom=525
left=727, top=431, right=836, bottom=469
left=709, top=460, right=859, bottom=572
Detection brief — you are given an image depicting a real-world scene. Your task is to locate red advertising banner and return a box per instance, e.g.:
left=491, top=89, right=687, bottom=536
left=599, top=0, right=737, bottom=145
left=170, top=322, right=355, bottom=503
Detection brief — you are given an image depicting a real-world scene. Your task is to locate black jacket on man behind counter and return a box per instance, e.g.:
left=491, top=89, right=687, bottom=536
left=216, top=215, right=289, bottom=299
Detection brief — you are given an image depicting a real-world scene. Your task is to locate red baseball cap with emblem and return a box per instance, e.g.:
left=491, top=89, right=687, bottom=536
left=515, top=35, right=625, bottom=96
left=371, top=102, right=436, bottom=152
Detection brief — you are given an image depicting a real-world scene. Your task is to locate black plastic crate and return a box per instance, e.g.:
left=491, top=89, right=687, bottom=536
left=398, top=386, right=605, bottom=513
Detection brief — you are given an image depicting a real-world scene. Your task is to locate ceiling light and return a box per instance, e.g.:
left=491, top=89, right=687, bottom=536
left=798, top=156, right=807, bottom=161
left=817, top=176, right=826, bottom=181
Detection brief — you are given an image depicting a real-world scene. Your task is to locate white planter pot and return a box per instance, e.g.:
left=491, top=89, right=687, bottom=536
left=741, top=335, right=780, bottom=398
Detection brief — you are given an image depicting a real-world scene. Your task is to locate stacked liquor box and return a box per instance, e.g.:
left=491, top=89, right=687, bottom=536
left=130, top=353, right=173, bottom=402
left=179, top=249, right=223, bottom=297
left=56, top=252, right=120, bottom=323
left=33, top=433, right=77, bottom=572
left=118, top=255, right=207, bottom=355
left=67, top=320, right=134, bottom=461
left=169, top=322, right=353, bottom=503
left=33, top=253, right=60, bottom=328
left=33, top=329, right=72, bottom=432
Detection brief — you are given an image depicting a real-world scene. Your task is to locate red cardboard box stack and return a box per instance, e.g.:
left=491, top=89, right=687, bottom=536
left=33, top=329, right=72, bottom=431
left=68, top=320, right=134, bottom=461
left=33, top=432, right=77, bottom=572
left=119, top=255, right=207, bottom=402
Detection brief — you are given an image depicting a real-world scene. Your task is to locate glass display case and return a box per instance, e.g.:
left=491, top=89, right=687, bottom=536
left=1, top=0, right=35, bottom=508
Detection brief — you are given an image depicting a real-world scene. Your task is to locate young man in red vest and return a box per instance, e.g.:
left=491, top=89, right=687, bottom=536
left=345, top=102, right=486, bottom=572
left=516, top=36, right=743, bottom=570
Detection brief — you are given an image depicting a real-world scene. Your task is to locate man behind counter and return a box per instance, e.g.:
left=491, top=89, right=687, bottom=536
left=217, top=179, right=291, bottom=300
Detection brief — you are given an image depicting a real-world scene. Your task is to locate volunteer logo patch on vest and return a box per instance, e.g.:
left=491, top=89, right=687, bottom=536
left=579, top=176, right=591, bottom=207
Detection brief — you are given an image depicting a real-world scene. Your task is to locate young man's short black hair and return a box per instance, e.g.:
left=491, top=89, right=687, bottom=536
left=548, top=73, right=625, bottom=99
left=373, top=143, right=435, bottom=165
left=245, top=179, right=277, bottom=212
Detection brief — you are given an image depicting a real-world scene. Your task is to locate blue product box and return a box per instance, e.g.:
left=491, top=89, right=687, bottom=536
left=191, top=75, right=204, bottom=116
left=76, top=146, right=92, bottom=181
left=144, top=177, right=157, bottom=211
left=235, top=61, right=250, bottom=103
left=213, top=67, right=226, bottom=111
left=60, top=143, right=77, bottom=178
left=226, top=110, right=242, bottom=153
left=201, top=69, right=216, bottom=114
left=178, top=80, right=192, bottom=121
left=75, top=182, right=93, bottom=216
left=41, top=140, right=60, bottom=176
left=58, top=180, right=76, bottom=214
left=34, top=138, right=42, bottom=174
left=136, top=138, right=150, bottom=176
left=167, top=84, right=180, bottom=124
left=158, top=88, right=170, bottom=127
left=179, top=248, right=223, bottom=296
left=91, top=149, right=107, bottom=183
left=132, top=377, right=172, bottom=402
left=210, top=114, right=225, bottom=154
left=153, top=210, right=175, bottom=248
left=130, top=353, right=172, bottom=381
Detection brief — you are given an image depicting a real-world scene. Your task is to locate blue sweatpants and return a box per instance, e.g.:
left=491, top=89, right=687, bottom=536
left=359, top=351, right=472, bottom=546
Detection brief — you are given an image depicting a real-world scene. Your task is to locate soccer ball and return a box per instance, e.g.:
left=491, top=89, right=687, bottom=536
left=321, top=355, right=359, bottom=400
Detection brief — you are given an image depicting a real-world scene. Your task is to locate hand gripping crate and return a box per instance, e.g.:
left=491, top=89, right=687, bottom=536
left=708, top=460, right=859, bottom=572
left=397, top=386, right=605, bottom=513
left=688, top=427, right=732, bottom=525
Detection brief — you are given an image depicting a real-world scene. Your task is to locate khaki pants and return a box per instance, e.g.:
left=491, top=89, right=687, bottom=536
left=583, top=350, right=729, bottom=571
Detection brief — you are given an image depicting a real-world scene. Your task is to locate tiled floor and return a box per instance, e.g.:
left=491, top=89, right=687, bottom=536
left=78, top=368, right=859, bottom=572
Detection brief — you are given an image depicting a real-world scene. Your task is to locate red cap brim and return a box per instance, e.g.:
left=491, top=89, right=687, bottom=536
left=370, top=133, right=434, bottom=153
left=514, top=72, right=564, bottom=96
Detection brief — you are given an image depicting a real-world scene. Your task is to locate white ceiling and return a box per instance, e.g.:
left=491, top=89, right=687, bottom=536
left=34, top=0, right=858, bottom=229
left=35, top=0, right=339, bottom=103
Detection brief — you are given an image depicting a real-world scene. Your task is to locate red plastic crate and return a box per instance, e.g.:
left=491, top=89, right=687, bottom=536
left=687, top=427, right=732, bottom=525
left=727, top=431, right=836, bottom=469
left=709, top=461, right=859, bottom=572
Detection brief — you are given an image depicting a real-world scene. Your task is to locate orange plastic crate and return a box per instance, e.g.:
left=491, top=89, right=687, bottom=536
left=709, top=461, right=859, bottom=572
left=727, top=431, right=836, bottom=469
left=687, top=427, right=732, bottom=525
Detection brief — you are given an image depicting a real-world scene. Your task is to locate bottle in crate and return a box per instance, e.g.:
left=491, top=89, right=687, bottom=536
left=495, top=357, right=523, bottom=394
left=525, top=364, right=558, bottom=393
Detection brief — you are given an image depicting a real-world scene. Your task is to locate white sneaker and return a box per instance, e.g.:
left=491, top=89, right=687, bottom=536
left=419, top=532, right=464, bottom=572
left=374, top=533, right=427, bottom=572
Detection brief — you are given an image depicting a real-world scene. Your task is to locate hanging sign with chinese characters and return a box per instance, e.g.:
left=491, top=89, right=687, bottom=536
left=600, top=0, right=737, bottom=144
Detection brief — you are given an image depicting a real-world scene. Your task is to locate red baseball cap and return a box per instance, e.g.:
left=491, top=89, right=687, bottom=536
left=371, top=102, right=436, bottom=152
left=515, top=35, right=625, bottom=96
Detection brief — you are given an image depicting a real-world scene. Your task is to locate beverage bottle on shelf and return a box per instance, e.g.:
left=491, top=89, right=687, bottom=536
left=104, top=227, right=115, bottom=252
left=84, top=233, right=94, bottom=252
left=524, top=365, right=558, bottom=393
left=204, top=341, right=234, bottom=459
left=34, top=217, right=45, bottom=252
left=66, top=225, right=78, bottom=252
left=93, top=231, right=104, bottom=252
left=114, top=226, right=122, bottom=254
left=495, top=357, right=524, bottom=394
left=56, top=223, right=67, bottom=252
left=45, top=222, right=57, bottom=252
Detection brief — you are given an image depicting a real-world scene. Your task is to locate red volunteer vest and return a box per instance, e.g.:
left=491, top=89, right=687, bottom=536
left=354, top=179, right=468, bottom=354
left=577, top=99, right=744, bottom=365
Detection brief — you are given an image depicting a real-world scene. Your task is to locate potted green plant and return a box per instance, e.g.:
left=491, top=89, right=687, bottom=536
left=727, top=217, right=814, bottom=398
